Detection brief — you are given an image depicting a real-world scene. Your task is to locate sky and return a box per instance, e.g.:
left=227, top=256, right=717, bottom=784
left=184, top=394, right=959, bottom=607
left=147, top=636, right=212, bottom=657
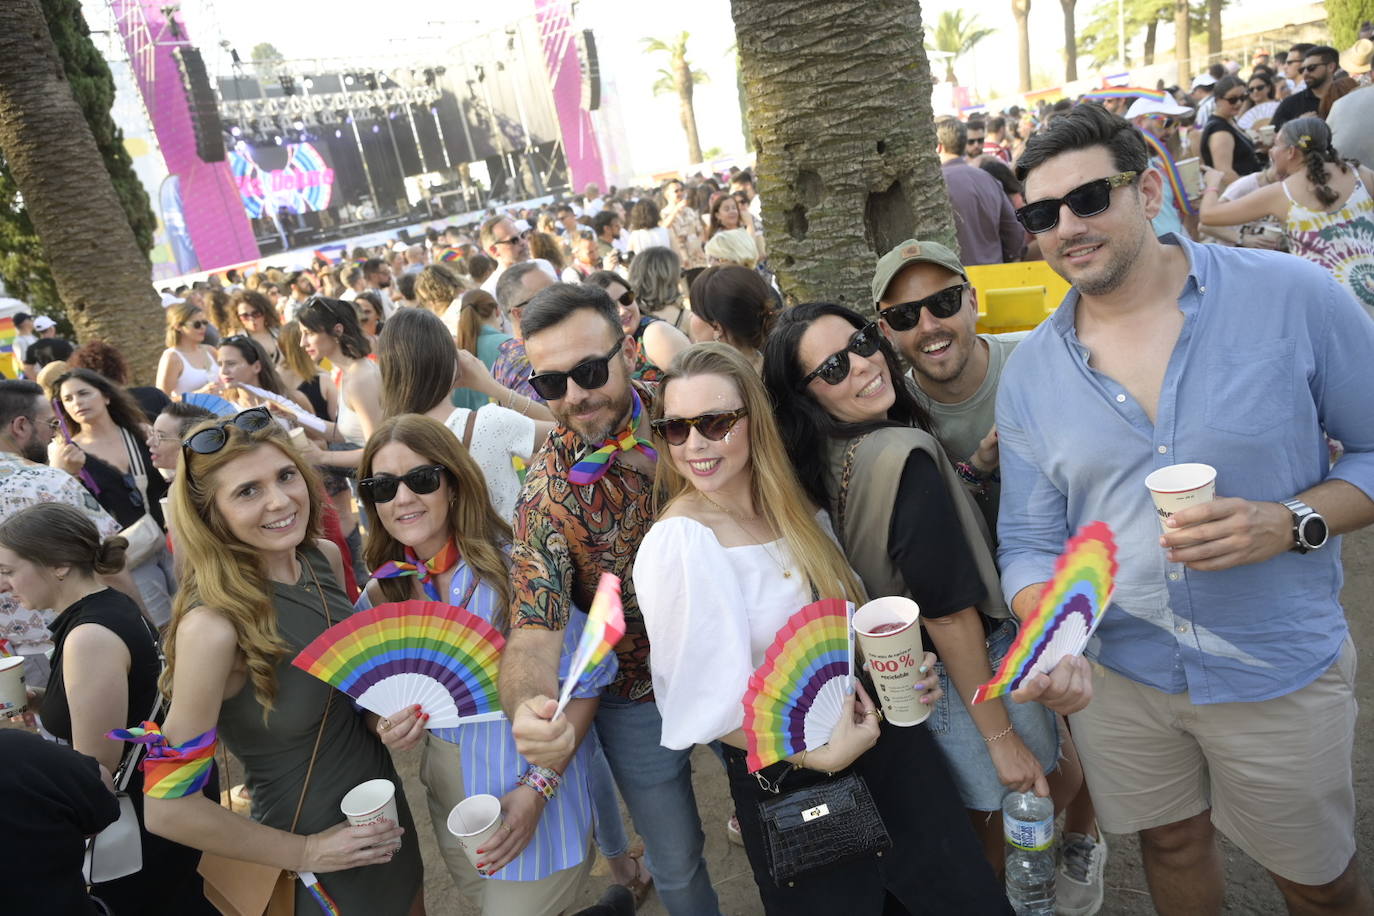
left=87, top=0, right=1324, bottom=180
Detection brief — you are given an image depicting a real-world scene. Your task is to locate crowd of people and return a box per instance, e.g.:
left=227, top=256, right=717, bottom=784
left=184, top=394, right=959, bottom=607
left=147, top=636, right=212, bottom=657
left=3, top=23, right=1374, bottom=916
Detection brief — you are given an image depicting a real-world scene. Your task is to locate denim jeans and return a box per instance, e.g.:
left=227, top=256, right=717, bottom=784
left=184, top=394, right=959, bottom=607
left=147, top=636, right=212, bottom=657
left=587, top=727, right=630, bottom=859
left=595, top=695, right=722, bottom=916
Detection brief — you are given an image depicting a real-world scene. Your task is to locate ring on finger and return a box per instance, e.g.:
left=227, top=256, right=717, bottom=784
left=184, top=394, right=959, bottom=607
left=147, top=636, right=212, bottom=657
left=380, top=718, right=391, bottom=731
left=501, top=823, right=512, bottom=833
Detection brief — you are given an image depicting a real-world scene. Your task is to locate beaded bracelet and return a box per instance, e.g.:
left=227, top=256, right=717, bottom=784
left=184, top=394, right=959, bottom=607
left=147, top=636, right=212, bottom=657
left=518, top=764, right=562, bottom=801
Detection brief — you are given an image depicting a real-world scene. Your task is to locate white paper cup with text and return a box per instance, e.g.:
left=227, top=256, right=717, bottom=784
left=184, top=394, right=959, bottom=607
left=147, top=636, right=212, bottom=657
left=0, top=655, right=25, bottom=719
left=853, top=596, right=929, bottom=726
left=1145, top=463, right=1217, bottom=532
left=340, top=778, right=401, bottom=853
left=447, top=794, right=504, bottom=868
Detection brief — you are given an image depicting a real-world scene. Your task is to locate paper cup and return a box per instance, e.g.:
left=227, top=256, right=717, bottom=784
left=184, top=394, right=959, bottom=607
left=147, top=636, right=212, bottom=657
left=1145, top=463, right=1217, bottom=532
left=446, top=794, right=504, bottom=868
left=853, top=596, right=929, bottom=726
left=0, top=655, right=26, bottom=719
left=340, top=778, right=401, bottom=853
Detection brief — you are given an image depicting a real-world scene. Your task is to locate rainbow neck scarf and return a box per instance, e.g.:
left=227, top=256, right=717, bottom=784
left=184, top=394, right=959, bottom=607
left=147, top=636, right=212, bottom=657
left=373, top=538, right=460, bottom=602
left=1141, top=127, right=1198, bottom=217
left=568, top=389, right=658, bottom=486
left=107, top=721, right=217, bottom=798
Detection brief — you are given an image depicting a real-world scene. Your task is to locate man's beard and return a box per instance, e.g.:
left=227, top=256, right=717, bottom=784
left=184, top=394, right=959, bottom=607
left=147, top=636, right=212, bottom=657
left=561, top=393, right=630, bottom=447
left=21, top=436, right=47, bottom=464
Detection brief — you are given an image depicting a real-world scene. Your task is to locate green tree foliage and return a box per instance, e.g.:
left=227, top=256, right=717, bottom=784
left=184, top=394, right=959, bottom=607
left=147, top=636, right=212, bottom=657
left=1079, top=0, right=1217, bottom=69
left=250, top=42, right=287, bottom=81
left=1326, top=0, right=1374, bottom=48
left=0, top=0, right=155, bottom=314
left=926, top=11, right=996, bottom=84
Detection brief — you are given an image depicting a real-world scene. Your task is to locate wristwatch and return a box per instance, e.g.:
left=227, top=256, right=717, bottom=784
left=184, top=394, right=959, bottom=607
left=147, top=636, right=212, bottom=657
left=1281, top=498, right=1329, bottom=553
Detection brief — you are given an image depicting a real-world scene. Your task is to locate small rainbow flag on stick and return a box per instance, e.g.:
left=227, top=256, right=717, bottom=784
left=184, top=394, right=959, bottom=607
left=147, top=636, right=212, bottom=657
left=742, top=599, right=855, bottom=773
left=293, top=600, right=506, bottom=728
left=973, top=522, right=1117, bottom=704
left=555, top=572, right=625, bottom=716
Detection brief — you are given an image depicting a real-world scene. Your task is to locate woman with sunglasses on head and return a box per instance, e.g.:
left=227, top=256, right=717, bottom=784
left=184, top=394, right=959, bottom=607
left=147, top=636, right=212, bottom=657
left=585, top=269, right=690, bottom=385
left=358, top=415, right=618, bottom=913
left=217, top=335, right=315, bottom=415
left=296, top=297, right=383, bottom=463
left=1201, top=75, right=1264, bottom=187
left=378, top=308, right=554, bottom=521
left=144, top=408, right=424, bottom=914
left=0, top=503, right=216, bottom=915
left=686, top=266, right=777, bottom=372
left=51, top=368, right=174, bottom=627
left=156, top=302, right=220, bottom=396
left=638, top=343, right=1009, bottom=915
left=764, top=304, right=1073, bottom=875
left=228, top=290, right=282, bottom=367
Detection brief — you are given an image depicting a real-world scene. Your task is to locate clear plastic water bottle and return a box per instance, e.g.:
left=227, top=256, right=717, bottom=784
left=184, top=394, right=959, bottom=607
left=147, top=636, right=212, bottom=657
left=1003, top=790, right=1056, bottom=915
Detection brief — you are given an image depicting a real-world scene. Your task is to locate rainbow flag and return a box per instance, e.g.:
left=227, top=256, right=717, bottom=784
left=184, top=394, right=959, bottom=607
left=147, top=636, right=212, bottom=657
left=1081, top=86, right=1169, bottom=102
left=1141, top=128, right=1198, bottom=217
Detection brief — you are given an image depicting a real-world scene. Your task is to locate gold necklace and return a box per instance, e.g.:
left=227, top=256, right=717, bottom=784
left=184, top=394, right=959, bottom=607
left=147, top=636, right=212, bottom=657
left=698, top=491, right=793, bottom=578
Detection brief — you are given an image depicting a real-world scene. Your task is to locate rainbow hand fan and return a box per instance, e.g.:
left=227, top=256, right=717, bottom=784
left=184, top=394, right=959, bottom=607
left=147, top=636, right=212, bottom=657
left=293, top=600, right=506, bottom=728
left=742, top=599, right=855, bottom=773
left=973, top=522, right=1118, bottom=704
left=554, top=572, right=626, bottom=717
left=182, top=392, right=237, bottom=416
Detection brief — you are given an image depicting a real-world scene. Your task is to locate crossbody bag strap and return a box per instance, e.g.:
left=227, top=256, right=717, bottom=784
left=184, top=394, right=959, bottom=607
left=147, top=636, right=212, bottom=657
left=120, top=428, right=152, bottom=512
left=461, top=409, right=478, bottom=450
left=111, top=615, right=168, bottom=793
left=290, top=555, right=335, bottom=834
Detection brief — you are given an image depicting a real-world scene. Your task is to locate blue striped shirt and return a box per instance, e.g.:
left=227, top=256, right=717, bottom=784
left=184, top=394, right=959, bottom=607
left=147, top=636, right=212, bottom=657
left=997, top=234, right=1374, bottom=704
left=357, top=562, right=617, bottom=881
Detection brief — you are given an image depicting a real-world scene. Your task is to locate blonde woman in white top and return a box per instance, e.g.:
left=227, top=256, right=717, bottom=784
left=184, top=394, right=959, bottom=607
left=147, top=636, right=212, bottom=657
left=155, top=302, right=219, bottom=396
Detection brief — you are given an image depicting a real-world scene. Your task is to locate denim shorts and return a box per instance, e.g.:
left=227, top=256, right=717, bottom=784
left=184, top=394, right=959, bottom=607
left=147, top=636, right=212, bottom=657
left=927, top=618, right=1061, bottom=811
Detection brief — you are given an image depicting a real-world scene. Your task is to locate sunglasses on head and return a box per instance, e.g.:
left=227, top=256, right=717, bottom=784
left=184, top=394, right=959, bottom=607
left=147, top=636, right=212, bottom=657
left=651, top=408, right=748, bottom=446
left=879, top=283, right=967, bottom=332
left=1015, top=171, right=1138, bottom=234
left=182, top=406, right=273, bottom=456
left=528, top=339, right=623, bottom=401
left=359, top=464, right=446, bottom=504
left=800, top=322, right=883, bottom=388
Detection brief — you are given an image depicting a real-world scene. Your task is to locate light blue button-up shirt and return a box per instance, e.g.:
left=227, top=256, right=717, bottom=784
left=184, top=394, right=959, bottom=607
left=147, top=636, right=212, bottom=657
left=996, top=234, right=1374, bottom=704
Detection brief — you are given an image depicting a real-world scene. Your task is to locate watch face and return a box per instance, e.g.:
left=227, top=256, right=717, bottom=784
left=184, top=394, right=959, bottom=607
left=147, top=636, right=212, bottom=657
left=1303, top=514, right=1329, bottom=548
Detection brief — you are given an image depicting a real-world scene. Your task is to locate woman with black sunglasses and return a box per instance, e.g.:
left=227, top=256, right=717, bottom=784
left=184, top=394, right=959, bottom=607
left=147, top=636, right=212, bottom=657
left=146, top=409, right=424, bottom=914
left=639, top=343, right=1009, bottom=914
left=764, top=303, right=1071, bottom=876
left=1238, top=72, right=1279, bottom=132
left=585, top=269, right=690, bottom=384
left=156, top=302, right=220, bottom=397
left=50, top=368, right=173, bottom=626
left=1201, top=75, right=1264, bottom=186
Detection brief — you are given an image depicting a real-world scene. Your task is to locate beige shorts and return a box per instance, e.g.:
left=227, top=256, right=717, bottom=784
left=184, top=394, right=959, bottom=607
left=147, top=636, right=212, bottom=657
left=1068, top=637, right=1358, bottom=886
left=420, top=734, right=593, bottom=915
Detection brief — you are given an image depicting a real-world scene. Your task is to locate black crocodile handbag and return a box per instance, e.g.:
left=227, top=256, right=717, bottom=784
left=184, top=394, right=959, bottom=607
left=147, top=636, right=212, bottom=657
left=756, top=770, right=893, bottom=886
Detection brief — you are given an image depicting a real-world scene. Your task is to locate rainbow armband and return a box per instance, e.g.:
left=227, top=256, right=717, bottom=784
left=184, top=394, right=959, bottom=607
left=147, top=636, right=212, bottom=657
left=107, top=720, right=218, bottom=799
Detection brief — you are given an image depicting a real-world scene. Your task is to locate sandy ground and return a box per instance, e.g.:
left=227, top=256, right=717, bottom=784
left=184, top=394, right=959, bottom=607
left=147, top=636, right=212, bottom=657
left=398, top=527, right=1374, bottom=915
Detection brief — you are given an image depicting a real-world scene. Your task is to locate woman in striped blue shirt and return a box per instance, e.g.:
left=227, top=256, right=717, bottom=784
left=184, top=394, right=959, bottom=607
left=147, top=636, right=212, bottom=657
left=355, top=414, right=617, bottom=915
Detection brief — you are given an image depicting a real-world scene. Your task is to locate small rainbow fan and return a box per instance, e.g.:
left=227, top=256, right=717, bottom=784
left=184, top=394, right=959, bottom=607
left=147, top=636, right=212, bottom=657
left=182, top=391, right=237, bottom=416
left=973, top=522, right=1118, bottom=704
left=554, top=572, right=626, bottom=716
left=742, top=599, right=855, bottom=773
left=293, top=600, right=506, bottom=728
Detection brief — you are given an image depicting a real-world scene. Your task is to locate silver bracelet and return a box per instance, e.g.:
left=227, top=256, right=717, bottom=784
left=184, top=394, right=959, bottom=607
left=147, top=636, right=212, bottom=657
left=983, top=723, right=1015, bottom=744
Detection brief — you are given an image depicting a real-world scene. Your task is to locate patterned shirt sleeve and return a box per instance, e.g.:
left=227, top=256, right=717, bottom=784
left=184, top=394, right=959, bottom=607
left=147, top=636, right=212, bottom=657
left=57, top=475, right=121, bottom=539
left=509, top=483, right=574, bottom=632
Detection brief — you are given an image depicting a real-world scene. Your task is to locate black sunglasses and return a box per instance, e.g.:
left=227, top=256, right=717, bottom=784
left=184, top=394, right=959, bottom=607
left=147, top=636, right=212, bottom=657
left=800, top=322, right=883, bottom=387
left=651, top=408, right=748, bottom=447
left=186, top=320, right=208, bottom=330
left=493, top=230, right=531, bottom=246
left=1300, top=62, right=1325, bottom=74
left=613, top=289, right=635, bottom=307
left=878, top=284, right=967, bottom=332
left=237, top=310, right=263, bottom=320
left=182, top=407, right=273, bottom=456
left=1248, top=85, right=1267, bottom=93
left=528, top=339, right=624, bottom=401
left=1015, top=171, right=1138, bottom=234
left=359, top=464, right=446, bottom=503
left=1221, top=93, right=1246, bottom=104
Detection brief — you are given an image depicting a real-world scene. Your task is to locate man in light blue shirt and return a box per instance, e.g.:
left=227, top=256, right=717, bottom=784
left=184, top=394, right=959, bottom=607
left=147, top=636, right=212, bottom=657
left=998, top=103, right=1374, bottom=915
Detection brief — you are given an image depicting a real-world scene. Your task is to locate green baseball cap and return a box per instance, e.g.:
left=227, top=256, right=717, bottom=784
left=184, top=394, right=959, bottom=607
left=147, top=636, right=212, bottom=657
left=871, top=239, right=967, bottom=306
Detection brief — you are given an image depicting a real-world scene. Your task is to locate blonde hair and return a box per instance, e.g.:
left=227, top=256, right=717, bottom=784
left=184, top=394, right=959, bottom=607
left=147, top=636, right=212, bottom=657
left=415, top=264, right=467, bottom=313
left=704, top=228, right=759, bottom=269
left=359, top=415, right=514, bottom=622
left=277, top=322, right=316, bottom=379
left=651, top=343, right=864, bottom=603
left=165, top=302, right=203, bottom=348
left=162, top=420, right=323, bottom=717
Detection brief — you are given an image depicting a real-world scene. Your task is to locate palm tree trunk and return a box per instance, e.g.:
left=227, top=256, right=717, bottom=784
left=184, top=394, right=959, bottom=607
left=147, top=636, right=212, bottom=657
left=730, top=0, right=955, bottom=306
left=1144, top=19, right=1158, bottom=66
left=1174, top=0, right=1191, bottom=89
left=1061, top=0, right=1079, bottom=82
left=1013, top=0, right=1033, bottom=92
left=675, top=56, right=704, bottom=165
left=0, top=0, right=162, bottom=380
left=1207, top=0, right=1222, bottom=57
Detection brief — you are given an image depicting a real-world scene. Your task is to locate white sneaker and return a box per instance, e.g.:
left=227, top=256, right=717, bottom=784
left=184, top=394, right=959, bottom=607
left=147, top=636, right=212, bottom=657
left=1056, top=831, right=1107, bottom=916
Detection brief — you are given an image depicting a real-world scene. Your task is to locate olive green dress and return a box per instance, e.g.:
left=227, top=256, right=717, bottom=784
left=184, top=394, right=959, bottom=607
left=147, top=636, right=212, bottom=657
left=217, top=546, right=423, bottom=912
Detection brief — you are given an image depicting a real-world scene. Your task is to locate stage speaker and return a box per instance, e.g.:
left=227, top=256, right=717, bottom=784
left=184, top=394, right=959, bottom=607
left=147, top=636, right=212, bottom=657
left=172, top=47, right=226, bottom=162
left=575, top=29, right=600, bottom=111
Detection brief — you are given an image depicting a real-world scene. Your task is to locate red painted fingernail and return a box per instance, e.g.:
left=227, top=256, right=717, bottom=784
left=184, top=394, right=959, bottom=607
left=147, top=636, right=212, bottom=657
left=422, top=713, right=430, bottom=720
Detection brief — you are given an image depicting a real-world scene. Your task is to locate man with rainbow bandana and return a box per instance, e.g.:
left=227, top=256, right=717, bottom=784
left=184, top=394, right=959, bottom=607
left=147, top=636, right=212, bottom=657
left=1126, top=95, right=1199, bottom=240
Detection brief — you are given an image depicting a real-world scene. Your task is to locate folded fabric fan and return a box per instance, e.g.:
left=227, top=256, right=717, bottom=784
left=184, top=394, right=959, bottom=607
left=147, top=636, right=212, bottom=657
left=973, top=521, right=1118, bottom=704
left=554, top=572, right=626, bottom=716
left=742, top=598, right=855, bottom=773
left=293, top=600, right=506, bottom=728
left=181, top=392, right=237, bottom=417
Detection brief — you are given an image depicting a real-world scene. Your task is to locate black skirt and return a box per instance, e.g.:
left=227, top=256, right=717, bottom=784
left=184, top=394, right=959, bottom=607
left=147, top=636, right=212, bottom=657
left=721, top=716, right=1013, bottom=916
